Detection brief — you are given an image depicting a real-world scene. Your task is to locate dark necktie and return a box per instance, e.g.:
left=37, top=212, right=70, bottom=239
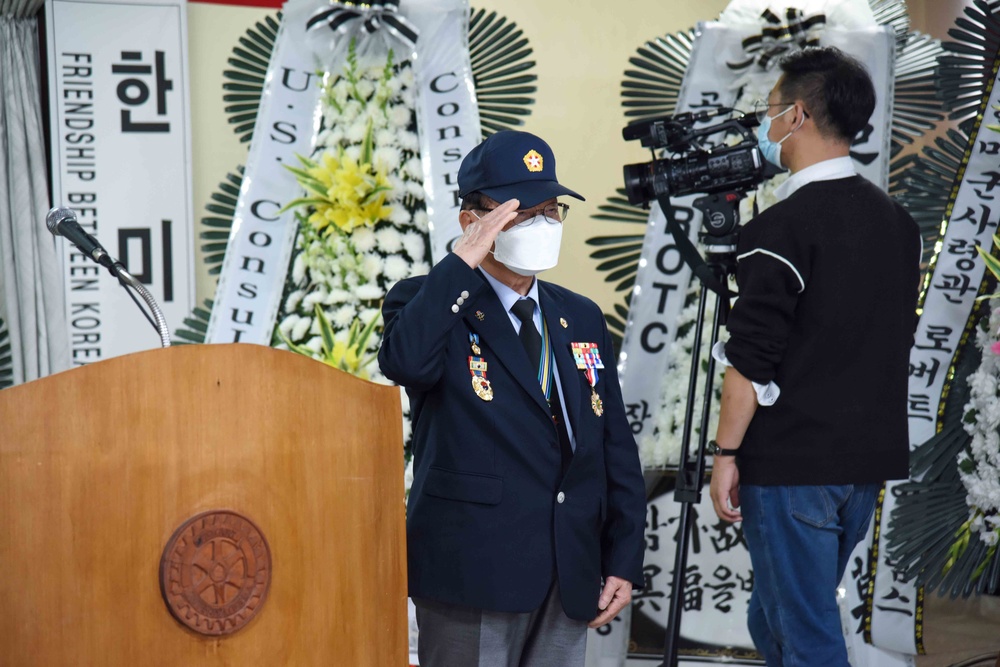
left=510, top=298, right=573, bottom=477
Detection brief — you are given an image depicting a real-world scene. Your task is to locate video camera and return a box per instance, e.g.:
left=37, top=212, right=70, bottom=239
left=621, top=109, right=778, bottom=239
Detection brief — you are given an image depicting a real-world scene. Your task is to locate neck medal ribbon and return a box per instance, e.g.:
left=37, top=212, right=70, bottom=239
left=469, top=333, right=493, bottom=401
left=571, top=342, right=604, bottom=416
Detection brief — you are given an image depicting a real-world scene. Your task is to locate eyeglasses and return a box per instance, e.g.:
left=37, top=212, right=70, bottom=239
left=752, top=99, right=808, bottom=123
left=477, top=202, right=570, bottom=225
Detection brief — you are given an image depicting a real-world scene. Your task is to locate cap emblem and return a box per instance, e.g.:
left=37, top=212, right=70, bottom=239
left=523, top=149, right=544, bottom=172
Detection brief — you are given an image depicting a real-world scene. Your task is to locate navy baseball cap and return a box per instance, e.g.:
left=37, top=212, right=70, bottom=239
left=458, top=130, right=585, bottom=209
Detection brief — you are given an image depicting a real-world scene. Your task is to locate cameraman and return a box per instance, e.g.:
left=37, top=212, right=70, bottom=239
left=708, top=47, right=920, bottom=665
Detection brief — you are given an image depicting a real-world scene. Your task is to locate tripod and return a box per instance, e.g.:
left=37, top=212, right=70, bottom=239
left=655, top=192, right=742, bottom=667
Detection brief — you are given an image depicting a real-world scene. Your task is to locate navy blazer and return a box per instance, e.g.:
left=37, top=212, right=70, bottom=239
left=378, top=253, right=645, bottom=621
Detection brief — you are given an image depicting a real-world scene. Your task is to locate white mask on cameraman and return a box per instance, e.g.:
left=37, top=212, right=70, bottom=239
left=485, top=214, right=563, bottom=276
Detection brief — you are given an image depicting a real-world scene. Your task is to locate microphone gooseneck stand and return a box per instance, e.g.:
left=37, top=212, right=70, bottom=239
left=112, top=263, right=172, bottom=348
left=46, top=206, right=171, bottom=349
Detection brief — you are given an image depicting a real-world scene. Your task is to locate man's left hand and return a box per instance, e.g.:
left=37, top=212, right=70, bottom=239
left=588, top=576, right=633, bottom=628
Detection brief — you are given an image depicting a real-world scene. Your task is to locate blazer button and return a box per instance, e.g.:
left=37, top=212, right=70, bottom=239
left=457, top=296, right=465, bottom=305
left=557, top=492, right=565, bottom=504
left=451, top=304, right=460, bottom=313
left=461, top=290, right=470, bottom=299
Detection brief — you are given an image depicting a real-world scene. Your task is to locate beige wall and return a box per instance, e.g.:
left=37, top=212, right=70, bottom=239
left=187, top=0, right=972, bottom=314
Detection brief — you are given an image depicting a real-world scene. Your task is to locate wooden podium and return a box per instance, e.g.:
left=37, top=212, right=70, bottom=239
left=0, top=344, right=407, bottom=665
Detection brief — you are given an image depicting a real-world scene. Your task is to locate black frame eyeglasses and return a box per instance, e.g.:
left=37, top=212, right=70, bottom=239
left=477, top=202, right=570, bottom=225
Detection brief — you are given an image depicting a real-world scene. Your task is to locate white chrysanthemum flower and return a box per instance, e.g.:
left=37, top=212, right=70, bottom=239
left=374, top=146, right=402, bottom=172
left=406, top=181, right=426, bottom=198
left=399, top=132, right=420, bottom=151
left=389, top=207, right=412, bottom=226
left=331, top=79, right=351, bottom=103
left=359, top=307, right=380, bottom=325
left=403, top=456, right=414, bottom=492
left=410, top=261, right=430, bottom=276
left=375, top=128, right=397, bottom=147
left=383, top=255, right=412, bottom=281
left=333, top=304, right=356, bottom=329
left=361, top=253, right=384, bottom=280
left=388, top=174, right=406, bottom=193
left=398, top=67, right=415, bottom=87
left=356, top=284, right=385, bottom=300
left=413, top=210, right=430, bottom=232
left=346, top=121, right=368, bottom=144
left=302, top=290, right=329, bottom=309
left=375, top=228, right=404, bottom=253
left=344, top=145, right=362, bottom=163
left=324, top=127, right=345, bottom=148
left=278, top=314, right=299, bottom=337
left=351, top=227, right=377, bottom=253
left=404, top=156, right=423, bottom=181
left=356, top=79, right=375, bottom=99
left=390, top=106, right=411, bottom=129
left=402, top=232, right=426, bottom=261
left=291, top=253, right=308, bottom=283
left=285, top=288, right=306, bottom=313
left=327, top=289, right=353, bottom=303
left=291, top=316, right=313, bottom=341
left=305, top=336, right=324, bottom=354
left=316, top=129, right=335, bottom=148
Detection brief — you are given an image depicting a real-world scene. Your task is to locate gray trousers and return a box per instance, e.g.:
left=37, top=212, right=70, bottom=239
left=413, top=583, right=588, bottom=667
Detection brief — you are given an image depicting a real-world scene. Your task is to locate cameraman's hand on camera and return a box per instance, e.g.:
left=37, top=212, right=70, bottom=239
left=711, top=458, right=741, bottom=523
left=453, top=198, right=520, bottom=269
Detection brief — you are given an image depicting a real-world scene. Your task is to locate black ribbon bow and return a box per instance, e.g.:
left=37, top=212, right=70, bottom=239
left=306, top=0, right=419, bottom=47
left=727, top=8, right=826, bottom=72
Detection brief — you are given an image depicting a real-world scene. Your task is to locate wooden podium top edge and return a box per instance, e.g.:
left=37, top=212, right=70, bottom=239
left=1, top=343, right=400, bottom=399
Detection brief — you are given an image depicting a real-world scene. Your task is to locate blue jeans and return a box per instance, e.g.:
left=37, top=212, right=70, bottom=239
left=740, top=483, right=880, bottom=667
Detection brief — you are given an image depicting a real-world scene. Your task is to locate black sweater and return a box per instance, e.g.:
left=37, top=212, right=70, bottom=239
left=723, top=175, right=920, bottom=485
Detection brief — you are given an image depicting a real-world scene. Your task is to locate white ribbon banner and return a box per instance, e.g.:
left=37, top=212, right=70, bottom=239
left=205, top=0, right=325, bottom=344
left=409, top=0, right=481, bottom=264
left=873, top=58, right=1000, bottom=656
left=207, top=0, right=478, bottom=345
left=46, top=0, right=194, bottom=362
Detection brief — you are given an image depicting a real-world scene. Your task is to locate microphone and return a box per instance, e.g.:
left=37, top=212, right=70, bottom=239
left=46, top=206, right=114, bottom=269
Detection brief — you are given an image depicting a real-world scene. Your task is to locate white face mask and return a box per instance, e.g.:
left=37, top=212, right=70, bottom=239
left=488, top=214, right=563, bottom=276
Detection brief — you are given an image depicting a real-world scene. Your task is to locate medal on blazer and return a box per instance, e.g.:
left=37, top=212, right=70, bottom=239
left=469, top=333, right=493, bottom=401
left=572, top=342, right=605, bottom=416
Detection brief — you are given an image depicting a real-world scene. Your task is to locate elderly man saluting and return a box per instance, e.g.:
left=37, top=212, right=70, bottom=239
left=379, top=130, right=646, bottom=667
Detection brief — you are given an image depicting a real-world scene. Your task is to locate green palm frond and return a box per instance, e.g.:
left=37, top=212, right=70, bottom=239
left=889, top=32, right=946, bottom=156
left=584, top=189, right=650, bottom=348
left=890, top=127, right=969, bottom=268
left=174, top=165, right=244, bottom=345
left=620, top=30, right=696, bottom=123
left=223, top=13, right=281, bottom=144
left=469, top=8, right=537, bottom=136
left=202, top=168, right=244, bottom=276
left=869, top=0, right=911, bottom=51
left=173, top=299, right=215, bottom=345
left=937, top=0, right=1000, bottom=133
left=887, top=303, right=1000, bottom=597
left=0, top=316, right=12, bottom=389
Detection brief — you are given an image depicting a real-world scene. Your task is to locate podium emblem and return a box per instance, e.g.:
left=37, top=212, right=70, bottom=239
left=159, top=510, right=272, bottom=636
